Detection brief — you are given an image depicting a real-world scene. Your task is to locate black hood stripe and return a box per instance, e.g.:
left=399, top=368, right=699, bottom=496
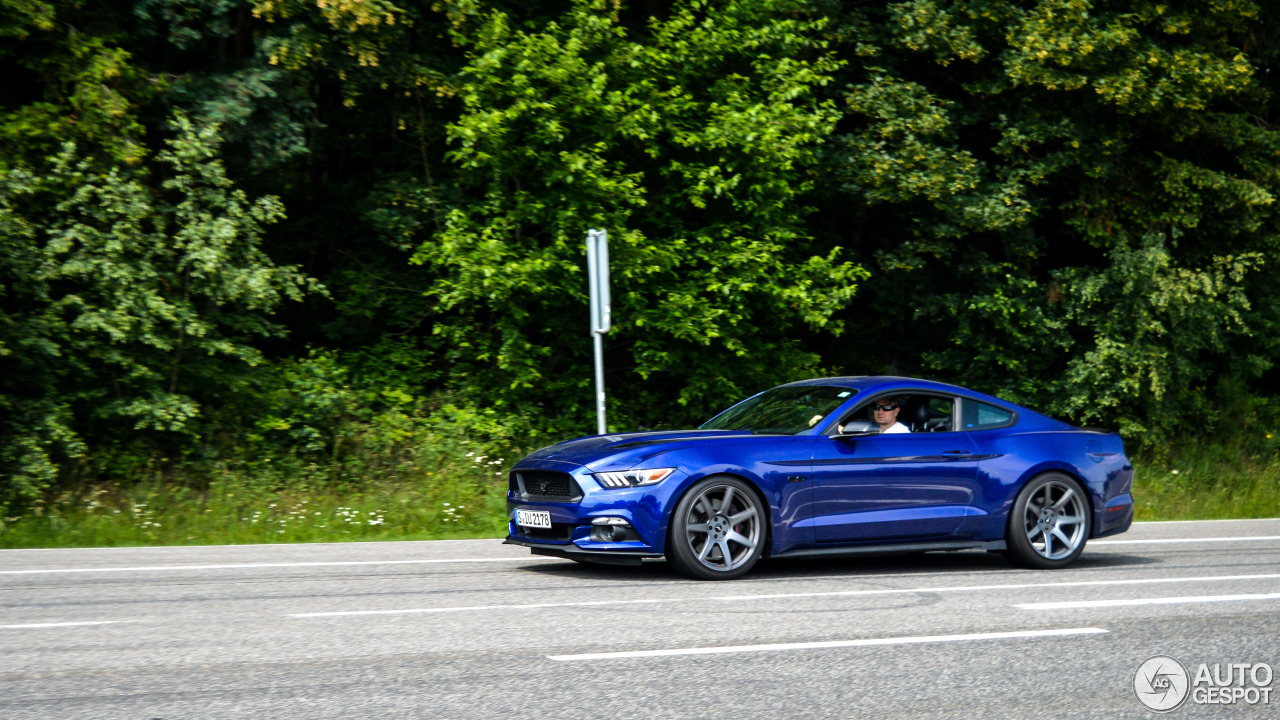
left=607, top=434, right=763, bottom=450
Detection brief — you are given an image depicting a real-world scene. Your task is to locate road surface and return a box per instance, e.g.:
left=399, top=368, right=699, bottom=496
left=2, top=519, right=1278, bottom=718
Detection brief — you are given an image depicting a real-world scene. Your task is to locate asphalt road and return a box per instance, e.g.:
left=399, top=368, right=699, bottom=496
left=2, top=519, right=1279, bottom=719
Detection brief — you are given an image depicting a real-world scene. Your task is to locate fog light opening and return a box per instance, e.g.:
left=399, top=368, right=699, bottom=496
left=590, top=517, right=639, bottom=542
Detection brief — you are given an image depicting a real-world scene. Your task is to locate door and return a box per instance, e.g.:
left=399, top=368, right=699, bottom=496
left=807, top=431, right=980, bottom=542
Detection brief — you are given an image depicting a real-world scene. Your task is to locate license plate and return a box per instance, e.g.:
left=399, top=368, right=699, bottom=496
left=515, top=508, right=552, bottom=529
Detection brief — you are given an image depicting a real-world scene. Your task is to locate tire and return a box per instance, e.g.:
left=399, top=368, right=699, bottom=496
left=1003, top=472, right=1091, bottom=569
left=666, top=476, right=766, bottom=580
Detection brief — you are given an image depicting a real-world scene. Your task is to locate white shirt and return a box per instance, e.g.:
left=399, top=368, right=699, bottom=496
left=881, top=421, right=910, bottom=434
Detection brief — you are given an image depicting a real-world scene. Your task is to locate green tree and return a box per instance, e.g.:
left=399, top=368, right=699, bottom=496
left=0, top=114, right=319, bottom=500
left=824, top=0, right=1279, bottom=444
left=406, top=0, right=865, bottom=429
left=0, top=0, right=154, bottom=167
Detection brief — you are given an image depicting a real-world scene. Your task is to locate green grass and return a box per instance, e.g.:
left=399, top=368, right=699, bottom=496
left=1132, top=443, right=1280, bottom=521
left=2, top=442, right=1276, bottom=549
left=0, top=469, right=513, bottom=549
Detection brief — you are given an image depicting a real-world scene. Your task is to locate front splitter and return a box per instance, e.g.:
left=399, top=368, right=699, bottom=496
left=504, top=536, right=663, bottom=566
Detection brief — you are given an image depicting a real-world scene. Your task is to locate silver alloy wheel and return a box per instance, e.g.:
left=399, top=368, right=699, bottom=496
left=682, top=483, right=761, bottom=572
left=1022, top=479, right=1087, bottom=560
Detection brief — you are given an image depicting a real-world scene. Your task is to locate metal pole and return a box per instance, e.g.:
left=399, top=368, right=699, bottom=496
left=593, top=331, right=606, bottom=435
left=587, top=229, right=610, bottom=435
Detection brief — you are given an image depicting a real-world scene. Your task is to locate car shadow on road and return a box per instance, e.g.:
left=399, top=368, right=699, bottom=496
left=517, top=547, right=1162, bottom=582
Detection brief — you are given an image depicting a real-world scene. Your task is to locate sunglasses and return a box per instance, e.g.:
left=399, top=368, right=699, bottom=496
left=873, top=403, right=899, bottom=412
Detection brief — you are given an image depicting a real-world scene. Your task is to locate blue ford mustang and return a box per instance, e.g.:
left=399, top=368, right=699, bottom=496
left=504, top=377, right=1134, bottom=580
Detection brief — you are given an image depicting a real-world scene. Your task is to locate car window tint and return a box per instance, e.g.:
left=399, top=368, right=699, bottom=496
left=961, top=400, right=1013, bottom=430
left=925, top=397, right=954, bottom=432
left=700, top=386, right=857, bottom=434
left=843, top=394, right=953, bottom=433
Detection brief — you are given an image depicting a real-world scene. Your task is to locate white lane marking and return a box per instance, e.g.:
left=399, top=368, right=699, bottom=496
left=292, top=598, right=671, bottom=618
left=0, top=557, right=547, bottom=576
left=1092, top=535, right=1280, bottom=545
left=8, top=534, right=1275, bottom=577
left=0, top=519, right=1268, bottom=554
left=1017, top=593, right=1280, bottom=610
left=0, top=537, right=509, bottom=552
left=4, top=534, right=1277, bottom=576
left=709, top=572, right=1280, bottom=602
left=1132, top=518, right=1280, bottom=524
left=546, top=627, right=1109, bottom=661
left=1, top=621, right=129, bottom=629
left=291, top=572, right=1280, bottom=618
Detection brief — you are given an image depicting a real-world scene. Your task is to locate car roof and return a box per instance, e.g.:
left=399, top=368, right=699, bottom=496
left=779, top=376, right=1016, bottom=408
left=778, top=376, right=1076, bottom=432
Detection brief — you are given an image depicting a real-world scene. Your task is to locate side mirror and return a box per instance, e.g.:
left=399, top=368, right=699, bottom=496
left=833, top=420, right=879, bottom=439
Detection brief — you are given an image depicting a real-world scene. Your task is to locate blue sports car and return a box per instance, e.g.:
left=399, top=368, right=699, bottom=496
left=504, top=377, right=1134, bottom=580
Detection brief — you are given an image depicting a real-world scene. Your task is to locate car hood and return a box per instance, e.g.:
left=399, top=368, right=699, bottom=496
left=520, top=429, right=762, bottom=471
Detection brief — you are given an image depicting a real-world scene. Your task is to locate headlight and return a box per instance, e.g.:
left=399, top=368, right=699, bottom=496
left=594, top=468, right=675, bottom=489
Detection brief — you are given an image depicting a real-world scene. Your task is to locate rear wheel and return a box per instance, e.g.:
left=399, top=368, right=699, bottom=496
left=1004, top=473, right=1090, bottom=569
left=667, top=476, right=765, bottom=580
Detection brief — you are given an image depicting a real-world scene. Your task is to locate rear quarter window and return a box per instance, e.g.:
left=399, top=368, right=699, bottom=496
left=961, top=400, right=1014, bottom=430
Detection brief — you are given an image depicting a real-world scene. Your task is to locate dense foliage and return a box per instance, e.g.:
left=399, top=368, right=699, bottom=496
left=1, top=0, right=1277, bottom=503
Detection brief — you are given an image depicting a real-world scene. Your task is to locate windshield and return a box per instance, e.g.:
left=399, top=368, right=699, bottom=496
left=700, top=386, right=857, bottom=434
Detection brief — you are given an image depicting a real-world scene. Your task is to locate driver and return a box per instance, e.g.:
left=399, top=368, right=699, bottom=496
left=873, top=398, right=910, bottom=434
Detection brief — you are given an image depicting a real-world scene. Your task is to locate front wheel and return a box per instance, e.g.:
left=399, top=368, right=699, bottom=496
left=1004, top=473, right=1091, bottom=569
left=667, top=476, right=765, bottom=580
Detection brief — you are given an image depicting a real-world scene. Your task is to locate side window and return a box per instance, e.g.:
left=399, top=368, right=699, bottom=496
left=923, top=397, right=954, bottom=432
left=842, top=394, right=955, bottom=433
left=961, top=400, right=1014, bottom=430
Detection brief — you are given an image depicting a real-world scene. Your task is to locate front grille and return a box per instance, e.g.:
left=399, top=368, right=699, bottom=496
left=520, top=471, right=572, bottom=496
left=510, top=470, right=583, bottom=502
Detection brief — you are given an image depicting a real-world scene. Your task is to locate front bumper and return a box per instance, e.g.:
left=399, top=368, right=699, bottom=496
left=505, top=460, right=687, bottom=558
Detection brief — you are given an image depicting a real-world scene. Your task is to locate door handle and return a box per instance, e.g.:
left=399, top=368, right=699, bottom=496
left=942, top=450, right=972, bottom=456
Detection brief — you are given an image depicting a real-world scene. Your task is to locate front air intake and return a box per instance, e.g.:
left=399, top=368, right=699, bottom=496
left=510, top=470, right=583, bottom=502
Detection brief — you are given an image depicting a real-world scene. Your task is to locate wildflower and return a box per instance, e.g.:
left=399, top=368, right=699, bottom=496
left=1171, top=469, right=1179, bottom=475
